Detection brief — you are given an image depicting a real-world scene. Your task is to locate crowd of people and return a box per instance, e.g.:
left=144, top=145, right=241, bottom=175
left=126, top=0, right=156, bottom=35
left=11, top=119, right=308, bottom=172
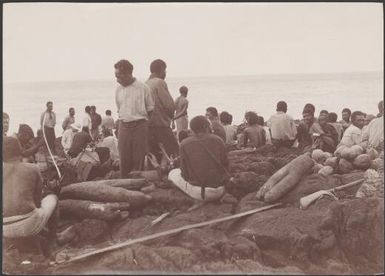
left=2, top=57, right=384, bottom=257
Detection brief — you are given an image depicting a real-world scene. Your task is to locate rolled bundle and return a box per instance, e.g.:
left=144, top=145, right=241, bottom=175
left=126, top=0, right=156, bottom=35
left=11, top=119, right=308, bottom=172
left=92, top=178, right=148, bottom=190
left=60, top=182, right=152, bottom=207
left=59, top=199, right=131, bottom=221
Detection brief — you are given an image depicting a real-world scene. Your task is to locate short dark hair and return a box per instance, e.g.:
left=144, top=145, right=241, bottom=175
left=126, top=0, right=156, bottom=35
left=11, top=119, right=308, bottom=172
left=302, top=107, right=314, bottom=116
left=320, top=110, right=329, bottom=115
left=246, top=112, right=258, bottom=125
left=82, top=126, right=89, bottom=132
left=228, top=114, right=233, bottom=125
left=178, top=130, right=190, bottom=143
left=85, top=106, right=91, bottom=113
left=91, top=106, right=96, bottom=110
left=114, top=59, right=133, bottom=74
left=206, top=107, right=218, bottom=117
left=69, top=107, right=74, bottom=112
left=257, top=115, right=264, bottom=126
left=179, top=86, right=188, bottom=96
left=190, top=116, right=210, bottom=134
left=328, top=112, right=338, bottom=123
left=303, top=103, right=315, bottom=115
left=106, top=110, right=111, bottom=115
left=3, top=112, right=9, bottom=119
left=351, top=111, right=365, bottom=122
left=219, top=111, right=231, bottom=125
left=276, top=101, right=287, bottom=112
left=18, top=124, right=34, bottom=139
left=342, top=108, right=352, bottom=115
left=3, top=136, right=21, bottom=162
left=150, top=59, right=167, bottom=74
left=46, top=101, right=53, bottom=107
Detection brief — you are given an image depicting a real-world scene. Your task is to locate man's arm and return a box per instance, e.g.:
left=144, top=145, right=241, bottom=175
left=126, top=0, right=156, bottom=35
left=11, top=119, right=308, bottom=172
left=40, top=112, right=45, bottom=128
left=144, top=84, right=155, bottom=118
left=174, top=99, right=188, bottom=120
left=243, top=129, right=249, bottom=148
left=115, top=89, right=121, bottom=113
left=53, top=112, right=56, bottom=126
left=62, top=116, right=68, bottom=130
left=157, top=81, right=176, bottom=119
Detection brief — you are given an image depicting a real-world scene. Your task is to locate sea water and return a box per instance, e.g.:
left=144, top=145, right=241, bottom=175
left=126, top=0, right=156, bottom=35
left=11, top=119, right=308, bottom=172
left=3, top=72, right=383, bottom=136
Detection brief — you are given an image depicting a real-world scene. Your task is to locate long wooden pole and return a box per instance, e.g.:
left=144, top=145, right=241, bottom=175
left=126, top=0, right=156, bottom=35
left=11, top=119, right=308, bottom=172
left=55, top=202, right=282, bottom=265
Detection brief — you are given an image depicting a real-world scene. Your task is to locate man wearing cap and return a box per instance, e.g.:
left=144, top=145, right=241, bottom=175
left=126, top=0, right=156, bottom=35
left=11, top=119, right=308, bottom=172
left=174, top=86, right=189, bottom=136
left=3, top=136, right=59, bottom=241
left=40, top=101, right=56, bottom=153
left=61, top=123, right=80, bottom=155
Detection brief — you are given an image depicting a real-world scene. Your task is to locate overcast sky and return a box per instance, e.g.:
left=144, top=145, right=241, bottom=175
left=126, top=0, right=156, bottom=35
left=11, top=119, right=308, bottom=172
left=3, top=2, right=383, bottom=83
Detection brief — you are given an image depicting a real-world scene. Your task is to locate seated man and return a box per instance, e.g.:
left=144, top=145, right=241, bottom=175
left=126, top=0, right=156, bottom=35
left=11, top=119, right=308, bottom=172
left=310, top=113, right=339, bottom=153
left=61, top=123, right=80, bottom=155
left=206, top=107, right=227, bottom=143
left=3, top=137, right=59, bottom=250
left=219, top=111, right=237, bottom=146
left=296, top=107, right=315, bottom=151
left=335, top=111, right=366, bottom=155
left=328, top=112, right=343, bottom=143
left=13, top=124, right=45, bottom=163
left=243, top=112, right=266, bottom=148
left=67, top=126, right=93, bottom=158
left=361, top=101, right=384, bottom=152
left=168, top=116, right=228, bottom=202
left=96, top=128, right=120, bottom=168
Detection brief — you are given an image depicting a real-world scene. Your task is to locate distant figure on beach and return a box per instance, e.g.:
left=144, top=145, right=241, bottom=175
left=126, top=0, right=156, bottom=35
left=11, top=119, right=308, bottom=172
left=3, top=112, right=9, bottom=136
left=296, top=106, right=316, bottom=151
left=174, top=86, right=189, bottom=135
left=81, top=106, right=93, bottom=137
left=40, top=101, right=56, bottom=153
left=3, top=136, right=59, bottom=242
left=257, top=115, right=272, bottom=145
left=310, top=113, right=338, bottom=153
left=328, top=112, right=343, bottom=143
left=115, top=59, right=154, bottom=178
left=67, top=126, right=92, bottom=158
left=168, top=115, right=227, bottom=202
left=101, top=109, right=115, bottom=135
left=362, top=100, right=384, bottom=151
left=335, top=111, right=365, bottom=154
left=146, top=59, right=179, bottom=161
left=243, top=112, right=266, bottom=148
left=206, top=107, right=226, bottom=143
left=219, top=111, right=237, bottom=146
left=267, top=101, right=297, bottom=148
left=62, top=107, right=75, bottom=131
left=61, top=123, right=80, bottom=155
left=339, top=108, right=352, bottom=131
left=97, top=128, right=120, bottom=168
left=90, top=106, right=102, bottom=141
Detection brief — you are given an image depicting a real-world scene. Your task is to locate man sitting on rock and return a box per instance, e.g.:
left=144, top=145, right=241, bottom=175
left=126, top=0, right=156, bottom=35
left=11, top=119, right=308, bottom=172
left=168, top=116, right=229, bottom=205
left=335, top=111, right=366, bottom=155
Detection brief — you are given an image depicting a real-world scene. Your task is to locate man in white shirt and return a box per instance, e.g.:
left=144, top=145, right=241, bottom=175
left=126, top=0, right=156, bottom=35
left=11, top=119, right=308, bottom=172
left=61, top=123, right=80, bottom=154
left=361, top=101, right=384, bottom=151
left=101, top=110, right=115, bottom=135
left=267, top=101, right=297, bottom=148
left=335, top=111, right=366, bottom=154
left=40, top=101, right=56, bottom=153
left=62, top=107, right=75, bottom=131
left=114, top=59, right=154, bottom=178
left=81, top=106, right=93, bottom=138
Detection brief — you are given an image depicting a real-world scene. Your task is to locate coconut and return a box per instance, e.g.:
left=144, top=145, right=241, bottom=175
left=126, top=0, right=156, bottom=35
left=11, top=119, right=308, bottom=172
left=341, top=147, right=359, bottom=161
left=366, top=148, right=379, bottom=160
left=312, top=149, right=326, bottom=164
left=353, top=154, right=372, bottom=170
left=324, top=157, right=338, bottom=168
left=323, top=152, right=333, bottom=159
left=318, top=165, right=334, bottom=176
left=312, top=163, right=324, bottom=173
left=370, top=158, right=383, bottom=170
left=338, top=159, right=354, bottom=174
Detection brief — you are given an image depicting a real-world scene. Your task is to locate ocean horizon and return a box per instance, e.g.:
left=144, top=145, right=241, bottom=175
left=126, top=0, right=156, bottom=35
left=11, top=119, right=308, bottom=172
left=3, top=71, right=383, bottom=136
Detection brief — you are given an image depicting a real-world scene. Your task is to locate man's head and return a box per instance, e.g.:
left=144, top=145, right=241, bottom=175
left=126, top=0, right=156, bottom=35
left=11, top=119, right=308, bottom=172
left=3, top=136, right=21, bottom=162
left=69, top=107, right=75, bottom=116
left=318, top=113, right=329, bottom=127
left=205, top=107, right=219, bottom=121
left=106, top=110, right=112, bottom=116
left=342, top=108, right=351, bottom=123
left=319, top=110, right=328, bottom=117
left=328, top=112, right=338, bottom=123
left=378, top=100, right=384, bottom=117
left=219, top=111, right=231, bottom=125
left=90, top=106, right=96, bottom=114
left=114, top=59, right=134, bottom=87
left=246, top=112, right=258, bottom=126
left=351, top=111, right=365, bottom=129
left=364, top=114, right=376, bottom=125
left=276, top=101, right=287, bottom=113
left=85, top=106, right=91, bottom=114
left=303, top=103, right=315, bottom=116
left=178, top=130, right=190, bottom=143
left=302, top=107, right=315, bottom=125
left=190, top=116, right=210, bottom=135
left=179, top=86, right=188, bottom=97
left=150, top=59, right=167, bottom=80
left=17, top=124, right=34, bottom=145
left=46, top=101, right=53, bottom=112
left=3, top=112, right=9, bottom=135
left=257, top=115, right=265, bottom=126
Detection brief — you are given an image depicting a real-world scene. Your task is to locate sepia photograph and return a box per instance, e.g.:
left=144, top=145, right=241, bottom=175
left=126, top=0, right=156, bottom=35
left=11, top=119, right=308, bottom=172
left=2, top=2, right=384, bottom=275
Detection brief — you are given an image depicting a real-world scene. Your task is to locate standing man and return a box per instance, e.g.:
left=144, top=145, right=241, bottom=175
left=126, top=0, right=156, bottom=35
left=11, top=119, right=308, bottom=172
left=146, top=59, right=179, bottom=161
left=40, top=101, right=56, bottom=153
left=90, top=106, right=102, bottom=140
left=267, top=101, right=297, bottom=148
left=205, top=107, right=227, bottom=143
left=62, top=107, right=75, bottom=131
left=3, top=112, right=9, bottom=136
left=174, top=86, right=189, bottom=135
left=115, top=59, right=154, bottom=178
left=101, top=110, right=115, bottom=135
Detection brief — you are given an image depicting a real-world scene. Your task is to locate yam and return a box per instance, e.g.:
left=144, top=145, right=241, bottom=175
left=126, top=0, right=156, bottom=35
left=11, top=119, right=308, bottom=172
left=256, top=166, right=289, bottom=199
left=312, top=164, right=324, bottom=173
left=324, top=157, right=338, bottom=168
left=338, top=159, right=354, bottom=174
left=366, top=148, right=379, bottom=160
left=353, top=154, right=372, bottom=170
left=262, top=154, right=314, bottom=203
left=341, top=147, right=359, bottom=161
left=351, top=145, right=364, bottom=155
left=59, top=199, right=131, bottom=221
left=94, top=178, right=148, bottom=190
left=60, top=182, right=152, bottom=207
left=323, top=152, right=333, bottom=159
left=318, top=165, right=334, bottom=176
left=312, top=149, right=326, bottom=164
left=370, top=158, right=383, bottom=170
left=128, top=170, right=161, bottom=181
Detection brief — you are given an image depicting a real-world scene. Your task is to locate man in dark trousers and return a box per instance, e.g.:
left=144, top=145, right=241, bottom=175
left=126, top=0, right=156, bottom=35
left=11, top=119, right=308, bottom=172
left=40, top=101, right=56, bottom=153
left=114, top=59, right=154, bottom=178
left=146, top=59, right=179, bottom=162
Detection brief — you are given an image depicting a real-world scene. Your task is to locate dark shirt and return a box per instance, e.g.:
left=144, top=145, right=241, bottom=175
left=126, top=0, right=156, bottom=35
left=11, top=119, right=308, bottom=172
left=296, top=121, right=313, bottom=149
left=313, top=123, right=339, bottom=153
left=211, top=120, right=227, bottom=143
left=180, top=133, right=228, bottom=188
left=244, top=125, right=266, bottom=148
left=91, top=113, right=102, bottom=130
left=68, top=131, right=92, bottom=158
